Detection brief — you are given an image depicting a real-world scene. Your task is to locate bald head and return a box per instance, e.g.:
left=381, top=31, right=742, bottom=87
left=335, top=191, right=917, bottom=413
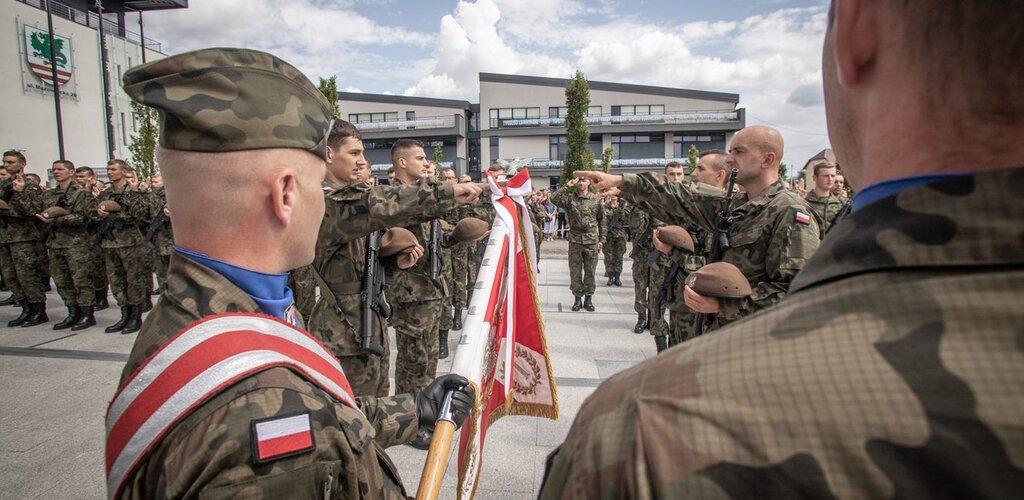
left=726, top=125, right=786, bottom=197
left=741, top=125, right=784, bottom=163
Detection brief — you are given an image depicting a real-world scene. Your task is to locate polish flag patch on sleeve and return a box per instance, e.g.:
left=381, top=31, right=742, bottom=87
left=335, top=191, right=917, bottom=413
left=794, top=211, right=811, bottom=225
left=251, top=412, right=315, bottom=464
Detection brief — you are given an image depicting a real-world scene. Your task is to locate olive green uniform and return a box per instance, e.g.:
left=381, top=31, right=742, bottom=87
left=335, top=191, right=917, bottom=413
left=805, top=189, right=846, bottom=237
left=41, top=183, right=96, bottom=307
left=550, top=185, right=605, bottom=297
left=0, top=178, right=46, bottom=305
left=602, top=201, right=628, bottom=278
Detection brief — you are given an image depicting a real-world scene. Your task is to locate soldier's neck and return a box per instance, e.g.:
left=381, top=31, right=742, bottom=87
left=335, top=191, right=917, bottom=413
left=57, top=179, right=73, bottom=191
left=112, top=179, right=128, bottom=189
left=813, top=187, right=831, bottom=197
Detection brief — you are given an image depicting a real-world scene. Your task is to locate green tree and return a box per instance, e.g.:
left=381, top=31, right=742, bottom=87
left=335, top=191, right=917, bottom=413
left=601, top=147, right=613, bottom=173
left=318, top=76, right=340, bottom=117
left=432, top=143, right=444, bottom=180
left=687, top=144, right=700, bottom=174
left=561, top=69, right=593, bottom=184
left=128, top=101, right=158, bottom=179
left=779, top=161, right=789, bottom=180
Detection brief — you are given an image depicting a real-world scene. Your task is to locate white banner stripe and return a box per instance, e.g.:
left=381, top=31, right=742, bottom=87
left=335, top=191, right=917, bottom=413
left=255, top=414, right=310, bottom=440
left=107, top=316, right=342, bottom=431
left=107, top=350, right=353, bottom=498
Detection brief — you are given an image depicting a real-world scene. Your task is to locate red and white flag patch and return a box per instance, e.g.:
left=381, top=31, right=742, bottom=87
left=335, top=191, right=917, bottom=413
left=794, top=211, right=811, bottom=225
left=251, top=412, right=315, bottom=464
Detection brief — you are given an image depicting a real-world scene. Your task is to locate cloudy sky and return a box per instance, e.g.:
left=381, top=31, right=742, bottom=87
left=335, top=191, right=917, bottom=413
left=141, top=0, right=832, bottom=167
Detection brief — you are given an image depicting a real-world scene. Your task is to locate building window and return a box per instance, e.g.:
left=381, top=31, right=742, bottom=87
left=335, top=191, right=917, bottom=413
left=547, top=106, right=602, bottom=117
left=488, top=107, right=540, bottom=127
left=363, top=140, right=393, bottom=150
left=120, top=112, right=128, bottom=146
left=489, top=136, right=499, bottom=162
left=349, top=112, right=399, bottom=123
left=550, top=135, right=603, bottom=161
left=616, top=105, right=665, bottom=116
left=406, top=111, right=415, bottom=120
left=612, top=134, right=665, bottom=159
left=673, top=134, right=727, bottom=157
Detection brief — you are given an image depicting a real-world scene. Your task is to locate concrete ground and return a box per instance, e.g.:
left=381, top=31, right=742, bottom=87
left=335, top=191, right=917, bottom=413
left=0, top=239, right=654, bottom=499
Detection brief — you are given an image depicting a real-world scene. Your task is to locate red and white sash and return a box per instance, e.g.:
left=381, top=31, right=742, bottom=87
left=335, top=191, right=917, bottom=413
left=104, top=313, right=357, bottom=499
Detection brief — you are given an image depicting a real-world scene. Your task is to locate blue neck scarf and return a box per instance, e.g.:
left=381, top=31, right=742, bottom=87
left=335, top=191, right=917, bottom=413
left=174, top=246, right=295, bottom=321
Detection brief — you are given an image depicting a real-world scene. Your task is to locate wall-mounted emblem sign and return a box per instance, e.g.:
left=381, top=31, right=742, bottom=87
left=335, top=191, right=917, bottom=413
left=25, top=25, right=73, bottom=85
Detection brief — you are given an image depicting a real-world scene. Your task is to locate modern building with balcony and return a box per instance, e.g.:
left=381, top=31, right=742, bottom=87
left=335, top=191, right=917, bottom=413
left=339, top=72, right=744, bottom=185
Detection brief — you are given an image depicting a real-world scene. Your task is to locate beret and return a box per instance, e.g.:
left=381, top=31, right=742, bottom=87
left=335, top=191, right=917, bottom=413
left=122, top=47, right=333, bottom=160
left=98, top=200, right=122, bottom=213
left=379, top=227, right=418, bottom=257
left=685, top=262, right=752, bottom=299
left=0, top=200, right=8, bottom=210
left=40, top=206, right=70, bottom=219
left=452, top=217, right=489, bottom=243
left=657, top=225, right=695, bottom=253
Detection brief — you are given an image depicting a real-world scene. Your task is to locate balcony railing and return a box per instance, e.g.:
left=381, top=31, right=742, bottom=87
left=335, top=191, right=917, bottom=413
left=522, top=157, right=691, bottom=169
left=16, top=0, right=163, bottom=52
left=354, top=114, right=461, bottom=132
left=489, top=110, right=739, bottom=129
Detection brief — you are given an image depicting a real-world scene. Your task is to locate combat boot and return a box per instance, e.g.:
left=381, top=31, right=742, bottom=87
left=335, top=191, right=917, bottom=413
left=94, top=290, right=109, bottom=311
left=438, top=330, right=449, bottom=359
left=71, top=306, right=96, bottom=331
left=613, top=274, right=622, bottom=286
left=8, top=301, right=31, bottom=327
left=633, top=312, right=647, bottom=334
left=105, top=306, right=130, bottom=333
left=408, top=428, right=432, bottom=450
left=142, top=296, right=153, bottom=313
left=53, top=306, right=81, bottom=330
left=606, top=275, right=614, bottom=286
left=121, top=305, right=143, bottom=335
left=21, top=302, right=48, bottom=327
left=452, top=308, right=463, bottom=331
left=655, top=335, right=668, bottom=353
left=583, top=295, right=595, bottom=312
left=571, top=296, right=583, bottom=311
left=0, top=295, right=15, bottom=306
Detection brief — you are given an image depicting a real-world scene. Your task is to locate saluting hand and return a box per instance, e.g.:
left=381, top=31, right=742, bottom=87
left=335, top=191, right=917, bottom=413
left=12, top=174, right=25, bottom=192
left=574, top=171, right=622, bottom=190
left=453, top=182, right=483, bottom=204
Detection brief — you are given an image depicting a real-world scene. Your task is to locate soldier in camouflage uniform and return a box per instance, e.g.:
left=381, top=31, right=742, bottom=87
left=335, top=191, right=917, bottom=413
left=38, top=160, right=97, bottom=330
left=109, top=47, right=474, bottom=499
left=551, top=176, right=605, bottom=312
left=588, top=126, right=820, bottom=330
left=624, top=201, right=655, bottom=332
left=540, top=5, right=1024, bottom=496
left=646, top=162, right=687, bottom=348
left=602, top=195, right=627, bottom=286
left=0, top=150, right=48, bottom=326
left=143, top=175, right=173, bottom=294
left=96, top=159, right=150, bottom=334
left=443, top=170, right=471, bottom=330
left=287, top=264, right=317, bottom=323
left=75, top=166, right=110, bottom=310
left=804, top=162, right=846, bottom=237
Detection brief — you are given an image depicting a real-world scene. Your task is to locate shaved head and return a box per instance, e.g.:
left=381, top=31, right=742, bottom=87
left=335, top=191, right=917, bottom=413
left=741, top=125, right=784, bottom=163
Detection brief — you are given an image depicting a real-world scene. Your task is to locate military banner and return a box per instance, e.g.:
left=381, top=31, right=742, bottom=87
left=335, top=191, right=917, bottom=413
left=23, top=24, right=78, bottom=98
left=451, top=169, right=558, bottom=499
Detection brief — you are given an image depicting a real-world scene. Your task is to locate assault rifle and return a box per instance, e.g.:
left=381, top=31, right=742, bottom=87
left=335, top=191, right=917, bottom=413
left=359, top=230, right=388, bottom=356
left=144, top=207, right=169, bottom=249
left=693, top=168, right=739, bottom=337
left=429, top=219, right=443, bottom=286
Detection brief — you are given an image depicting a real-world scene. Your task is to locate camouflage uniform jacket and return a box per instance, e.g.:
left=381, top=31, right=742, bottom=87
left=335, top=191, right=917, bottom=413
left=310, top=180, right=456, bottom=357
left=41, top=182, right=95, bottom=249
left=96, top=183, right=147, bottom=248
left=386, top=178, right=451, bottom=303
left=540, top=167, right=1024, bottom=499
left=116, top=253, right=418, bottom=499
left=146, top=187, right=174, bottom=256
left=0, top=177, right=43, bottom=244
left=621, top=174, right=820, bottom=324
left=604, top=202, right=628, bottom=240
left=465, top=193, right=495, bottom=224
left=550, top=185, right=605, bottom=245
left=804, top=189, right=845, bottom=236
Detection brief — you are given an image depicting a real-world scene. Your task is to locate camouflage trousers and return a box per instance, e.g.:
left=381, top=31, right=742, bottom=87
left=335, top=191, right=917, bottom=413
left=439, top=248, right=455, bottom=331
left=152, top=250, right=171, bottom=293
left=338, top=344, right=392, bottom=398
left=104, top=245, right=148, bottom=306
left=603, top=236, right=626, bottom=276
left=288, top=264, right=317, bottom=323
left=1, top=241, right=47, bottom=303
left=668, top=306, right=696, bottom=347
left=88, top=245, right=108, bottom=292
left=392, top=299, right=442, bottom=395
left=648, top=253, right=672, bottom=339
left=50, top=245, right=95, bottom=307
left=568, top=242, right=599, bottom=297
left=450, top=244, right=469, bottom=310
left=631, top=246, right=651, bottom=314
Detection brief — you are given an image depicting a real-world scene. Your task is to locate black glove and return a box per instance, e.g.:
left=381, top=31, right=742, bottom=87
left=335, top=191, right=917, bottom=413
left=416, top=374, right=475, bottom=432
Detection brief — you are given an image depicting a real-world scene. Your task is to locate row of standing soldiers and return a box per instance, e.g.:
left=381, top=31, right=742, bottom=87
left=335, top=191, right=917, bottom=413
left=0, top=153, right=173, bottom=333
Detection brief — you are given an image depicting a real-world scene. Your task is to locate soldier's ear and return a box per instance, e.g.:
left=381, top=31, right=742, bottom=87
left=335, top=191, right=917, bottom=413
left=272, top=168, right=298, bottom=227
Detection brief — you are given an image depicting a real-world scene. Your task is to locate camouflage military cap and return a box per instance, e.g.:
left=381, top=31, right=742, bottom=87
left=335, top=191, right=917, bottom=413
left=686, top=262, right=752, bottom=299
left=380, top=227, right=418, bottom=257
left=122, top=48, right=333, bottom=160
left=657, top=225, right=695, bottom=252
left=453, top=217, right=489, bottom=242
left=98, top=200, right=122, bottom=213
left=40, top=206, right=69, bottom=219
